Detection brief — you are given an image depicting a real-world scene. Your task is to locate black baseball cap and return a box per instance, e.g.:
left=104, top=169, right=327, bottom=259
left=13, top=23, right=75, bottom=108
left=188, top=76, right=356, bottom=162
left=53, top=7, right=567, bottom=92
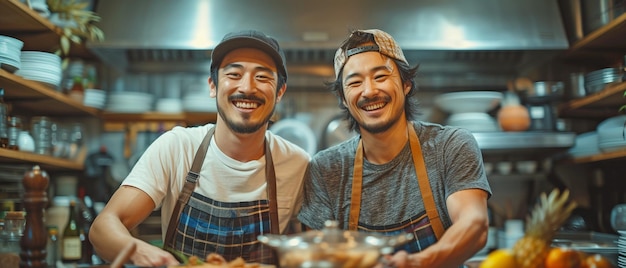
left=210, top=30, right=287, bottom=81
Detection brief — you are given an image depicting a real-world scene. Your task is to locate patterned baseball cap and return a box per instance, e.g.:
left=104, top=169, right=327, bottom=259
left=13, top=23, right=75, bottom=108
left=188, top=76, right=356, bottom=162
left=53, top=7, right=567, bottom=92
left=210, top=30, right=287, bottom=81
left=333, top=29, right=408, bottom=79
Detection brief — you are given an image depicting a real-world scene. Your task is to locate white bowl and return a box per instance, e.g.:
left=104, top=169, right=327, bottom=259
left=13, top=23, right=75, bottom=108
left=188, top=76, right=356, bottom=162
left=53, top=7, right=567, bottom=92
left=435, top=91, right=503, bottom=114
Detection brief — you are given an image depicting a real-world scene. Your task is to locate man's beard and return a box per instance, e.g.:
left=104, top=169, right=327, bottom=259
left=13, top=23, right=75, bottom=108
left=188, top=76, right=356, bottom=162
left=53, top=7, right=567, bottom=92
left=217, top=101, right=275, bottom=134
left=356, top=111, right=403, bottom=134
left=354, top=96, right=404, bottom=134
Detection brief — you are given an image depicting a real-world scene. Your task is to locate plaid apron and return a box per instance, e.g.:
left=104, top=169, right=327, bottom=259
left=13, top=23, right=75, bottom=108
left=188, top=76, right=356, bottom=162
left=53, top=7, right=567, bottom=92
left=164, top=126, right=279, bottom=265
left=349, top=125, right=444, bottom=253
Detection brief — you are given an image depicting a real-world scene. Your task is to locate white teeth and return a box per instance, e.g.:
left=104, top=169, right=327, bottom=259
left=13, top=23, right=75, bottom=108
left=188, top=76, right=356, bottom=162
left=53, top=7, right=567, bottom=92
left=364, top=103, right=385, bottom=111
left=234, top=101, right=258, bottom=109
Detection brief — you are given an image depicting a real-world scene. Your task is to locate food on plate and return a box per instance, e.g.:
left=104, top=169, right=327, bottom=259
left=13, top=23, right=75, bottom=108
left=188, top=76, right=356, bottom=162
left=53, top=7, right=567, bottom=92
left=175, top=253, right=263, bottom=268
left=280, top=249, right=379, bottom=268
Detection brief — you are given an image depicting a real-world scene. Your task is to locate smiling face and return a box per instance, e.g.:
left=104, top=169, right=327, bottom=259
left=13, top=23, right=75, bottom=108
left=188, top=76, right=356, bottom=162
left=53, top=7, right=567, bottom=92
left=341, top=50, right=411, bottom=134
left=209, top=47, right=285, bottom=134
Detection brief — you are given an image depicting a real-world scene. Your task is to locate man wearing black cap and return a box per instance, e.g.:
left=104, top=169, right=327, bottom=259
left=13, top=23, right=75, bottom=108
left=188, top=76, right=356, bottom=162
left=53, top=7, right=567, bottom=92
left=298, top=29, right=492, bottom=267
left=90, top=30, right=310, bottom=266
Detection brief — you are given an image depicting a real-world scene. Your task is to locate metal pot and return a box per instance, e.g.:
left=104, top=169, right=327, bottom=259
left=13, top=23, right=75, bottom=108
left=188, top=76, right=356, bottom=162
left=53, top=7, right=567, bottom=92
left=258, top=221, right=414, bottom=268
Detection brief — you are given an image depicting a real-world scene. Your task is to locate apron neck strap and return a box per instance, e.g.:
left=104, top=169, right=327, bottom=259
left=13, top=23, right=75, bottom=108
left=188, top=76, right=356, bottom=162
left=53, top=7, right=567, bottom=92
left=349, top=123, right=445, bottom=240
left=165, top=126, right=280, bottom=249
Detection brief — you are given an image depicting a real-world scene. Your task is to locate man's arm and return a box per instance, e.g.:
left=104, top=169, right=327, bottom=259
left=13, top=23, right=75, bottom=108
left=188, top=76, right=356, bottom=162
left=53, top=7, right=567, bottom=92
left=89, top=185, right=179, bottom=266
left=391, top=189, right=490, bottom=268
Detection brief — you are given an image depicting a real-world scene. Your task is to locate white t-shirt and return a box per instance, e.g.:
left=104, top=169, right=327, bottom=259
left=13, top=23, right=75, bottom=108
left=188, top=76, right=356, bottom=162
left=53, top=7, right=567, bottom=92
left=121, top=124, right=311, bottom=236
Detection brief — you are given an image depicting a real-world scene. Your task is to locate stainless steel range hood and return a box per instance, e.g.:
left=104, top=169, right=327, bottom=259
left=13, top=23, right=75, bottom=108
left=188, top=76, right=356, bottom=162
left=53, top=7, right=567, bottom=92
left=88, top=0, right=569, bottom=89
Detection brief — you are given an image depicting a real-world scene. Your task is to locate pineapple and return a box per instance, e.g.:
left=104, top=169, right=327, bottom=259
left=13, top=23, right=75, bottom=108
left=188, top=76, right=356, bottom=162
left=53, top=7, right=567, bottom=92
left=511, top=189, right=577, bottom=268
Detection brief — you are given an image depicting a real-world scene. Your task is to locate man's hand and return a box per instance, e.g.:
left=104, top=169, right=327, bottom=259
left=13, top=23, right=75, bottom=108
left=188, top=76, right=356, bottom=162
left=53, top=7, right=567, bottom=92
left=129, top=240, right=180, bottom=267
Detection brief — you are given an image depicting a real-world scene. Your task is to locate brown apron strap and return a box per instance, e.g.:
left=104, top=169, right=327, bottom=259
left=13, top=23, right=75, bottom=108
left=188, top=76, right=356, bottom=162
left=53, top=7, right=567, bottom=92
left=164, top=126, right=280, bottom=249
left=407, top=125, right=445, bottom=240
left=348, top=139, right=364, bottom=231
left=164, top=126, right=215, bottom=248
left=265, top=140, right=279, bottom=234
left=348, top=124, right=445, bottom=239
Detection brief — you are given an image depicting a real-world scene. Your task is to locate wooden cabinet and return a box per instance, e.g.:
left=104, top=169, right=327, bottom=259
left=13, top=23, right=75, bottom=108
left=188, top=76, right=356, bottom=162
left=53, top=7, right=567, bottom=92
left=557, top=13, right=626, bottom=164
left=0, top=0, right=98, bottom=171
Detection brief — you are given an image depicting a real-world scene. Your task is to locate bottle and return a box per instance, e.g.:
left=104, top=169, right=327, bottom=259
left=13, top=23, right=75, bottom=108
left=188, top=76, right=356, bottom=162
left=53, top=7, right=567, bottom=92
left=62, top=200, right=82, bottom=263
left=68, top=76, right=85, bottom=103
left=0, top=88, right=8, bottom=148
left=78, top=190, right=99, bottom=264
left=46, top=226, right=59, bottom=267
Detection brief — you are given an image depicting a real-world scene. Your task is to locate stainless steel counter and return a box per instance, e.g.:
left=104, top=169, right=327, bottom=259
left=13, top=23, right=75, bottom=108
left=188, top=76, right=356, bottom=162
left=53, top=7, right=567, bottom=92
left=473, top=131, right=576, bottom=156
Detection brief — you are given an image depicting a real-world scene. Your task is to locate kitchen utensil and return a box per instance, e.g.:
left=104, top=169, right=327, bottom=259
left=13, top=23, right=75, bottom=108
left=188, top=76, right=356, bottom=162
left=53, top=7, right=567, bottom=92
left=321, top=114, right=357, bottom=149
left=269, top=118, right=317, bottom=156
left=110, top=242, right=136, bottom=268
left=610, top=204, right=626, bottom=231
left=258, top=220, right=413, bottom=268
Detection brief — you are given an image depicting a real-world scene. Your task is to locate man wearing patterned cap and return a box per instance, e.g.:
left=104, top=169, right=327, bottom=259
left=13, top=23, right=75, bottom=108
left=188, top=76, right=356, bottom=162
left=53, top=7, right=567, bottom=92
left=298, top=29, right=492, bottom=267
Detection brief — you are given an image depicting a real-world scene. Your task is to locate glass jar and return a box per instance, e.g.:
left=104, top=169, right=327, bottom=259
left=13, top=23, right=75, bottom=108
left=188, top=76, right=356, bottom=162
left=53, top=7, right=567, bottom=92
left=31, top=116, right=53, bottom=155
left=0, top=211, right=25, bottom=254
left=7, top=116, right=22, bottom=150
left=68, top=123, right=83, bottom=159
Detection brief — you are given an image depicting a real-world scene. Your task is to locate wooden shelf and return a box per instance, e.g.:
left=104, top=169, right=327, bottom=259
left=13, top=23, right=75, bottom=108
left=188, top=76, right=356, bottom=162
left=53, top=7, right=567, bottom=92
left=557, top=81, right=626, bottom=118
left=0, top=148, right=83, bottom=171
left=559, top=13, right=626, bottom=66
left=570, top=148, right=626, bottom=164
left=0, top=0, right=94, bottom=58
left=0, top=69, right=101, bottom=117
left=102, top=112, right=217, bottom=126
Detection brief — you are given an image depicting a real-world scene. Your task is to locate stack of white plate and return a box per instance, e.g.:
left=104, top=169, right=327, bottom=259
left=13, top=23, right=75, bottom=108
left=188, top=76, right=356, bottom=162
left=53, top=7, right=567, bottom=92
left=435, top=91, right=503, bottom=133
left=106, top=92, right=153, bottom=113
left=568, top=131, right=600, bottom=157
left=585, top=68, right=623, bottom=94
left=434, top=91, right=503, bottom=114
left=15, top=51, right=62, bottom=89
left=617, top=231, right=626, bottom=268
left=0, top=35, right=24, bottom=73
left=83, top=89, right=106, bottom=109
left=597, top=115, right=626, bottom=153
left=446, top=112, right=500, bottom=132
left=155, top=98, right=183, bottom=113
left=183, top=93, right=217, bottom=112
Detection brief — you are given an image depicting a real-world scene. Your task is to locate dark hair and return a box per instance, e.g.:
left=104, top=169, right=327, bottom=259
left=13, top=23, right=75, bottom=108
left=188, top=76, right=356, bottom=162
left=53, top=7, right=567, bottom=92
left=328, top=32, right=420, bottom=133
left=210, top=62, right=287, bottom=92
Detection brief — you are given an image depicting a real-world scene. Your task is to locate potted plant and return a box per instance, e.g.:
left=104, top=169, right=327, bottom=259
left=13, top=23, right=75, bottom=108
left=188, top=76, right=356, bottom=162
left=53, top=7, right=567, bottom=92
left=46, top=0, right=104, bottom=57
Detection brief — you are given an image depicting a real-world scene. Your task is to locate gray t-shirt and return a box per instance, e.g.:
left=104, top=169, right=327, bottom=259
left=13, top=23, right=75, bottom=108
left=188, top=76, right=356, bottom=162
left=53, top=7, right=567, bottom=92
left=298, top=121, right=492, bottom=231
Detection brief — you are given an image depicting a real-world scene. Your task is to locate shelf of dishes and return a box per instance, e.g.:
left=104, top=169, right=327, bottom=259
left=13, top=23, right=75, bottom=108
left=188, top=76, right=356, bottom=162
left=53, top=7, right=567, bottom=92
left=0, top=147, right=85, bottom=171
left=102, top=112, right=217, bottom=126
left=570, top=148, right=626, bottom=163
left=561, top=12, right=626, bottom=66
left=566, top=115, right=626, bottom=163
left=0, top=0, right=94, bottom=58
left=558, top=80, right=626, bottom=118
left=0, top=69, right=100, bottom=117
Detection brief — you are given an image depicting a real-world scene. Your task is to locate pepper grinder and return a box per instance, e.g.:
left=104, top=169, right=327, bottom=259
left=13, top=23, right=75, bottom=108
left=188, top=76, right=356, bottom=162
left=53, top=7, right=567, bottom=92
left=20, top=165, right=50, bottom=268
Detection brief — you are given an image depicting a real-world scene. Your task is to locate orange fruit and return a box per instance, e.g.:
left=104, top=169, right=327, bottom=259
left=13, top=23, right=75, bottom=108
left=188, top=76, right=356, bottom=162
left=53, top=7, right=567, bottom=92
left=479, top=249, right=517, bottom=268
left=582, top=254, right=614, bottom=268
left=545, top=247, right=583, bottom=268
